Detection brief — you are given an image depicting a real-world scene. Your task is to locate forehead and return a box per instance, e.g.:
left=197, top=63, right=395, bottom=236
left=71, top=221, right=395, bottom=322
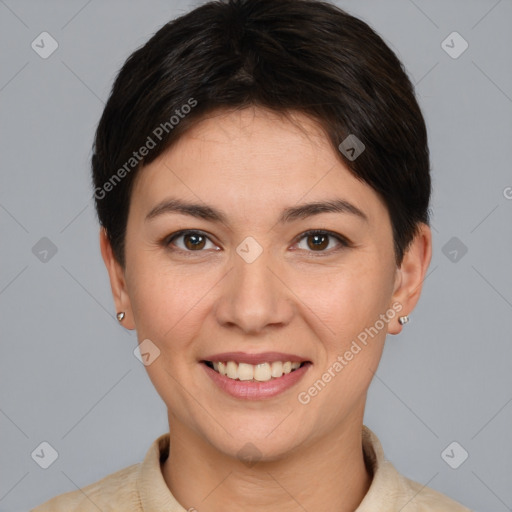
left=165, top=107, right=335, bottom=179
left=130, top=107, right=389, bottom=226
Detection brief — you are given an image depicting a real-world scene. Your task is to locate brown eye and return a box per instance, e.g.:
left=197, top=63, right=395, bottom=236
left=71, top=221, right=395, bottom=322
left=183, top=233, right=206, bottom=250
left=166, top=230, right=217, bottom=252
left=307, top=233, right=329, bottom=251
left=295, top=230, right=349, bottom=254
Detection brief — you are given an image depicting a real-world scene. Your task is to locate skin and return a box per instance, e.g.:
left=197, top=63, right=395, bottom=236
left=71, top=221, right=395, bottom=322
left=101, top=106, right=432, bottom=512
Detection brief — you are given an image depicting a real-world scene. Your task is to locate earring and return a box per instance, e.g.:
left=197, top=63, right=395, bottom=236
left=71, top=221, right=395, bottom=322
left=398, top=315, right=409, bottom=326
left=116, top=312, right=126, bottom=322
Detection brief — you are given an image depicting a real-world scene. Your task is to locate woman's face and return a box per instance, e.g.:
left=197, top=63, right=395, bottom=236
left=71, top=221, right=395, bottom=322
left=108, top=107, right=415, bottom=460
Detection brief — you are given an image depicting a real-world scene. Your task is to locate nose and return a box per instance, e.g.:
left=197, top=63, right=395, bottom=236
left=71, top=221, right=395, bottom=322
left=214, top=246, right=294, bottom=335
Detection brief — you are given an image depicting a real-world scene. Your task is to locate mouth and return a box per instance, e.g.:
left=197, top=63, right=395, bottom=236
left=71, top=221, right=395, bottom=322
left=200, top=353, right=312, bottom=400
left=202, top=360, right=308, bottom=382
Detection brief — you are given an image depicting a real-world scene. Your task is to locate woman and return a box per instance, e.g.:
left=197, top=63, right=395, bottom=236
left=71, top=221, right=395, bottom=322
left=32, top=0, right=471, bottom=510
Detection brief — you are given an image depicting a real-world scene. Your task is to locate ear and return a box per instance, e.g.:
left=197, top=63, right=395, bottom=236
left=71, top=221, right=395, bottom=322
left=99, top=228, right=135, bottom=330
left=388, top=223, right=432, bottom=335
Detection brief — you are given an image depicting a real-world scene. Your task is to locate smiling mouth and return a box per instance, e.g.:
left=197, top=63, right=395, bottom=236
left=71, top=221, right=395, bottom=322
left=203, top=360, right=309, bottom=382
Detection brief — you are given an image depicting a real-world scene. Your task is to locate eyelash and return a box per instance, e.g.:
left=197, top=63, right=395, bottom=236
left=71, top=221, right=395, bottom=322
left=163, top=229, right=351, bottom=257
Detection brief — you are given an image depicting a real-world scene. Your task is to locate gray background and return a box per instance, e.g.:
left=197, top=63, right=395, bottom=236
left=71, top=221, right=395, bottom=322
left=1, top=1, right=511, bottom=510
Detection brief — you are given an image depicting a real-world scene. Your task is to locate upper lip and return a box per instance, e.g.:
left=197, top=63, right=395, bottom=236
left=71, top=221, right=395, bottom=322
left=202, top=351, right=310, bottom=365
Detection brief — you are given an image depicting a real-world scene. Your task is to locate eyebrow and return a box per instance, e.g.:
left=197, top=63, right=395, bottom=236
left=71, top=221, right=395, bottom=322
left=145, top=197, right=368, bottom=224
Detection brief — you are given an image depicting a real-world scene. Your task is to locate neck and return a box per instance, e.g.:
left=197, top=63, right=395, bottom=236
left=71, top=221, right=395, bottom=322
left=162, top=414, right=372, bottom=512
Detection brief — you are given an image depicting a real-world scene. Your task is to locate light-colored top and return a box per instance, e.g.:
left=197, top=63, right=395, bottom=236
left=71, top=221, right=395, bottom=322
left=31, top=426, right=472, bottom=511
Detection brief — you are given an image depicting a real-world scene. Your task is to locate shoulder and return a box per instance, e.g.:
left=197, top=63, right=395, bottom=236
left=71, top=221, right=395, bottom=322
left=360, top=426, right=472, bottom=511
left=30, top=463, right=141, bottom=512
left=400, top=474, right=473, bottom=511
left=31, top=432, right=174, bottom=512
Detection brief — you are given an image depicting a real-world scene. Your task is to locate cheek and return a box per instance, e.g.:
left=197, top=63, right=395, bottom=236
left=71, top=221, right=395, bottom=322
left=289, top=255, right=395, bottom=408
left=128, top=267, right=207, bottom=338
left=124, top=263, right=214, bottom=409
left=291, top=258, right=395, bottom=343
left=295, top=274, right=389, bottom=427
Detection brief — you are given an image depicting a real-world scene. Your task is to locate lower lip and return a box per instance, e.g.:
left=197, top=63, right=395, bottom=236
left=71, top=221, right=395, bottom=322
left=202, top=362, right=311, bottom=400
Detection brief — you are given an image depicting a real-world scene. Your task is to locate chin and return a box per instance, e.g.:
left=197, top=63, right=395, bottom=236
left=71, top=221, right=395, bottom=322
left=199, top=415, right=311, bottom=464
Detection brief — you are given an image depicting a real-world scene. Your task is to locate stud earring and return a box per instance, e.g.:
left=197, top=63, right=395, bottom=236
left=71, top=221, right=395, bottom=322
left=116, top=312, right=126, bottom=322
left=398, top=315, right=409, bottom=326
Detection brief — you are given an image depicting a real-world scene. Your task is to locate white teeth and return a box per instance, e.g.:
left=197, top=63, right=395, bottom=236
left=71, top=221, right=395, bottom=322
left=226, top=361, right=238, bottom=379
left=209, top=360, right=304, bottom=381
left=238, top=363, right=254, bottom=381
left=271, top=361, right=283, bottom=377
left=254, top=363, right=272, bottom=382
